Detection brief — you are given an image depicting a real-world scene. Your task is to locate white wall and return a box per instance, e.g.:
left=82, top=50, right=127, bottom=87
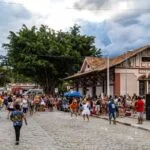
left=79, top=88, right=83, bottom=96
left=110, top=86, right=114, bottom=96
left=120, top=73, right=137, bottom=96
left=96, top=86, right=103, bottom=97
left=86, top=87, right=92, bottom=97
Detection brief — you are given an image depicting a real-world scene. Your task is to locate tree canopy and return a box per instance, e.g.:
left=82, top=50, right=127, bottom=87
left=3, top=24, right=101, bottom=94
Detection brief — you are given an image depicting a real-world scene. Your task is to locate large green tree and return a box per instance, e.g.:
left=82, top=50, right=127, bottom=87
left=0, top=67, right=10, bottom=86
left=3, top=24, right=101, bottom=94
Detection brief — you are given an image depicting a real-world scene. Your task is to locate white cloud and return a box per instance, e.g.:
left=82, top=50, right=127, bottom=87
left=0, top=0, right=149, bottom=56
left=104, top=16, right=150, bottom=56
left=0, top=0, right=31, bottom=55
left=4, top=0, right=132, bottom=30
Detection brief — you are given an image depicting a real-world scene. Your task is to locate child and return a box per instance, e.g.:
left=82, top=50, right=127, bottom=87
left=82, top=100, right=90, bottom=121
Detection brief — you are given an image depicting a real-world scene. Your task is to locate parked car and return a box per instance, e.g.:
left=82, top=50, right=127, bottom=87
left=22, top=89, right=44, bottom=96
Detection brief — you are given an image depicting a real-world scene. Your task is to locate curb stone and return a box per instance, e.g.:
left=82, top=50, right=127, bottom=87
left=92, top=115, right=150, bottom=132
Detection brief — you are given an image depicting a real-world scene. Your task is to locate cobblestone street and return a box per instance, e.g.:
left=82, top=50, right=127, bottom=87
left=0, top=111, right=150, bottom=150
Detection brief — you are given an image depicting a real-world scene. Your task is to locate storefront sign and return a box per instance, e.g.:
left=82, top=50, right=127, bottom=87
left=139, top=69, right=150, bottom=74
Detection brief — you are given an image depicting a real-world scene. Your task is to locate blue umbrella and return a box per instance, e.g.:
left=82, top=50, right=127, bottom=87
left=64, top=91, right=82, bottom=97
left=67, top=91, right=82, bottom=97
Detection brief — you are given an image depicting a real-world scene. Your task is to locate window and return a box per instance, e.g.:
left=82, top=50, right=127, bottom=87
left=142, top=57, right=150, bottom=62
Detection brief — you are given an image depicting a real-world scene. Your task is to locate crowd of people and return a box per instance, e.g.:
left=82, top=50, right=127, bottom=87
left=0, top=93, right=145, bottom=122
left=60, top=93, right=145, bottom=125
left=66, top=93, right=145, bottom=125
left=0, top=93, right=62, bottom=145
left=90, top=94, right=145, bottom=121
left=0, top=92, right=145, bottom=145
left=1, top=94, right=61, bottom=117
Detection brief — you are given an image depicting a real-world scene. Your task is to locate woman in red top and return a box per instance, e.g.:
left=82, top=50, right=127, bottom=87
left=135, top=97, right=144, bottom=124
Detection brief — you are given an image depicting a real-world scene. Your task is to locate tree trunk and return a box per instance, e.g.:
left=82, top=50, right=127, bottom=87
left=43, top=78, right=56, bottom=95
left=40, top=68, right=56, bottom=95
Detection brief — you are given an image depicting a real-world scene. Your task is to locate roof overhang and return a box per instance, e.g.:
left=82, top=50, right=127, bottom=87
left=64, top=66, right=108, bottom=80
left=64, top=45, right=150, bottom=80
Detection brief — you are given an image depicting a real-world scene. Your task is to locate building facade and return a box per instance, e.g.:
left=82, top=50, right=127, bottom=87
left=65, top=45, right=150, bottom=97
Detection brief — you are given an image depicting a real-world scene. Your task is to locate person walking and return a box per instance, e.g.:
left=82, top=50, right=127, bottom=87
left=3, top=94, right=8, bottom=110
left=69, top=99, right=78, bottom=118
left=29, top=96, right=34, bottom=116
left=10, top=104, right=27, bottom=145
left=108, top=98, right=116, bottom=125
left=95, top=98, right=101, bottom=116
left=7, top=100, right=14, bottom=119
left=22, top=96, right=29, bottom=116
left=135, top=96, right=144, bottom=124
left=82, top=100, right=90, bottom=122
left=35, top=95, right=41, bottom=112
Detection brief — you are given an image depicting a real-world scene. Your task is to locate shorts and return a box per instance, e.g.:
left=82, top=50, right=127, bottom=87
left=137, top=112, right=143, bottom=118
left=23, top=107, right=28, bottom=113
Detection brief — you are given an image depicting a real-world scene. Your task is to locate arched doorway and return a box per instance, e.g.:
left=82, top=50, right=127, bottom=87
left=139, top=75, right=150, bottom=96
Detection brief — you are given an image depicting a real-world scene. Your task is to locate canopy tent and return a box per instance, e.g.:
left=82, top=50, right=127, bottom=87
left=64, top=91, right=82, bottom=97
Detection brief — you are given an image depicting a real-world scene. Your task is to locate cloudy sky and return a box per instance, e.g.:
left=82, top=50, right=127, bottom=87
left=0, top=0, right=150, bottom=56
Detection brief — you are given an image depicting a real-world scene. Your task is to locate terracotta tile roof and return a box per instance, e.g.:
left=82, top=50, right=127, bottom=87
left=85, top=57, right=106, bottom=70
left=64, top=45, right=150, bottom=80
left=109, top=45, right=150, bottom=68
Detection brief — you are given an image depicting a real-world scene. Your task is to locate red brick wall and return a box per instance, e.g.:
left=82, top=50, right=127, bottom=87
left=114, top=73, right=120, bottom=96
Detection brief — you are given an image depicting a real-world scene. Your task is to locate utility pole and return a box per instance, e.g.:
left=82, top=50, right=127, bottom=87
left=107, top=54, right=110, bottom=97
left=102, top=51, right=110, bottom=97
left=125, top=53, right=127, bottom=96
